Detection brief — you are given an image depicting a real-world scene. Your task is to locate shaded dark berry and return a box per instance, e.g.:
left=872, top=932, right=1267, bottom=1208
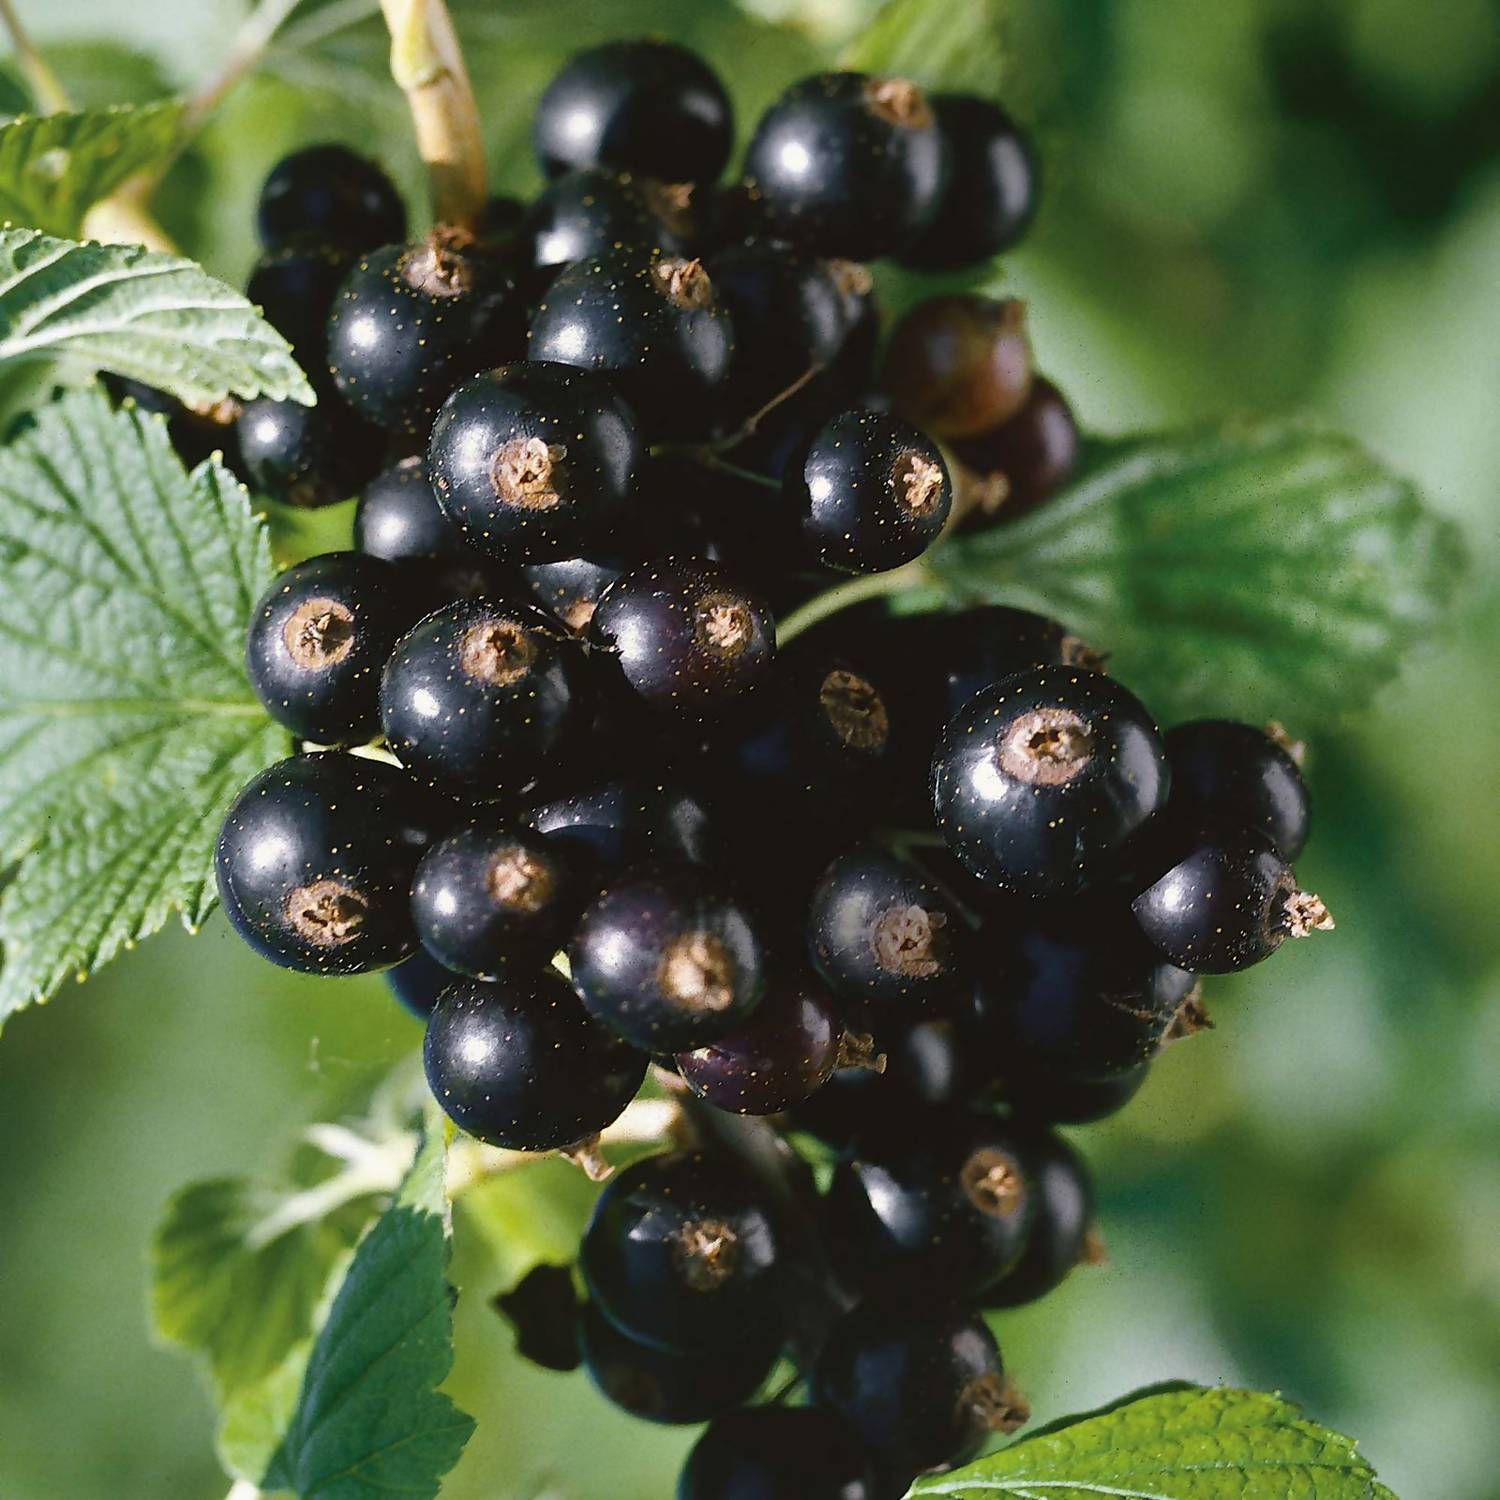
left=984, top=1128, right=1097, bottom=1308
left=524, top=169, right=694, bottom=273
left=498, top=1263, right=582, bottom=1373
left=235, top=395, right=378, bottom=508
left=246, top=241, right=356, bottom=369
left=354, top=457, right=468, bottom=563
left=1163, top=719, right=1310, bottom=860
left=951, top=376, right=1080, bottom=524
left=1000, top=1059, right=1150, bottom=1126
left=523, top=551, right=634, bottom=632
left=678, top=1406, right=876, bottom=1500
left=256, top=143, right=405, bottom=251
left=384, top=949, right=458, bottom=1020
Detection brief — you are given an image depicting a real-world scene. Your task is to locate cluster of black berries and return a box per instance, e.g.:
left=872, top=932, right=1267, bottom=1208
left=206, top=38, right=1335, bottom=1500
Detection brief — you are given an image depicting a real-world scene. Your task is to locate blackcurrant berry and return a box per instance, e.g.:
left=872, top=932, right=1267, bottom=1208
left=215, top=753, right=436, bottom=974
left=1000, top=1058, right=1149, bottom=1126
left=245, top=551, right=421, bottom=744
left=529, top=249, right=734, bottom=440
left=235, top=395, right=378, bottom=508
left=900, top=95, right=1038, bottom=270
left=380, top=597, right=594, bottom=796
left=523, top=169, right=694, bottom=273
left=384, top=949, right=458, bottom=1019
left=590, top=558, right=776, bottom=720
left=533, top=40, right=733, bottom=186
left=579, top=1300, right=778, bottom=1425
left=812, top=1294, right=1026, bottom=1478
left=1163, top=719, right=1310, bottom=860
left=256, top=144, right=405, bottom=251
left=931, top=666, right=1168, bottom=897
left=787, top=409, right=951, bottom=574
left=326, top=230, right=523, bottom=440
left=246, top=241, right=357, bottom=369
left=354, top=457, right=467, bottom=563
left=675, top=964, right=844, bottom=1114
left=1130, top=825, right=1332, bottom=973
left=678, top=1406, right=876, bottom=1500
left=951, top=376, right=1080, bottom=525
left=498, top=1262, right=582, bottom=1373
left=423, top=970, right=647, bottom=1151
left=580, top=1150, right=788, bottom=1353
left=744, top=73, right=946, bottom=260
left=569, top=862, right=766, bottom=1051
left=984, top=1128, right=1097, bottom=1308
left=427, top=362, right=641, bottom=562
left=411, top=818, right=576, bottom=978
left=103, top=375, right=239, bottom=471
left=523, top=550, right=633, bottom=632
left=879, top=295, right=1033, bottom=440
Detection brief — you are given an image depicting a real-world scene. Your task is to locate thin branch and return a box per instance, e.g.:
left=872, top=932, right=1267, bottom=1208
left=0, top=0, right=71, bottom=113
left=180, top=0, right=305, bottom=138
left=776, top=557, right=937, bottom=646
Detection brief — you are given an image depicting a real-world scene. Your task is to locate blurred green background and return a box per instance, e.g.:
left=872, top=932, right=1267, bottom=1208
left=2, top=1, right=1498, bottom=1496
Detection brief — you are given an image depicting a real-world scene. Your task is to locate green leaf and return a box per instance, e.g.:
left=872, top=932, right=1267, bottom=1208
left=0, top=102, right=184, bottom=237
left=0, top=388, right=283, bottom=1020
left=907, top=1384, right=1397, bottom=1498
left=262, top=1133, right=475, bottom=1499
left=926, top=418, right=1466, bottom=729
left=842, top=0, right=1010, bottom=96
left=0, top=228, right=313, bottom=408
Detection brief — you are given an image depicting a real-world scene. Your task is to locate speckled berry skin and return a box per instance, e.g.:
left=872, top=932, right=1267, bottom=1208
left=931, top=666, right=1168, bottom=897
left=384, top=949, right=458, bottom=1019
left=951, top=376, right=1080, bottom=523
left=984, top=1128, right=1095, bottom=1309
left=743, top=72, right=947, bottom=260
left=380, top=597, right=594, bottom=796
left=427, top=362, right=641, bottom=563
left=523, top=551, right=634, bottom=632
left=256, top=143, right=406, bottom=251
left=787, top=409, right=951, bottom=574
left=1163, top=719, right=1310, bottom=860
left=215, top=753, right=436, bottom=975
left=523, top=169, right=693, bottom=273
left=354, top=457, right=467, bottom=563
left=245, top=551, right=419, bottom=744
left=900, top=95, right=1038, bottom=270
left=423, top=970, right=646, bottom=1151
left=532, top=40, right=734, bottom=185
left=326, top=233, right=523, bottom=440
left=589, top=558, right=776, bottom=720
left=678, top=1407, right=877, bottom=1500
left=569, top=862, right=766, bottom=1052
left=235, top=395, right=378, bottom=509
left=529, top=249, right=734, bottom=440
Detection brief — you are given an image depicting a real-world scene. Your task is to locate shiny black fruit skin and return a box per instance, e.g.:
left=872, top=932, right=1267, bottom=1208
left=812, top=1294, right=1022, bottom=1479
left=354, top=457, right=468, bottom=563
left=569, top=862, right=766, bottom=1052
left=579, top=1301, right=778, bottom=1426
left=533, top=40, right=733, bottom=185
left=807, top=845, right=966, bottom=1015
left=245, top=551, right=419, bottom=744
left=985, top=1128, right=1095, bottom=1308
left=524, top=169, right=693, bottom=273
left=1163, top=719, right=1310, bottom=860
left=423, top=970, right=647, bottom=1151
left=900, top=95, right=1038, bottom=270
left=326, top=233, right=523, bottom=440
left=788, top=409, right=952, bottom=574
left=590, top=558, right=776, bottom=721
left=1000, top=1058, right=1149, bottom=1125
left=580, top=1150, right=788, bottom=1353
left=256, top=143, right=405, bottom=251
left=380, top=597, right=594, bottom=796
left=951, top=376, right=1080, bottom=524
left=530, top=250, right=734, bottom=440
left=743, top=72, right=946, bottom=260
left=931, top=666, right=1168, bottom=897
left=215, top=753, right=436, bottom=975
left=825, top=1113, right=1035, bottom=1297
left=428, top=362, right=641, bottom=562
left=246, top=241, right=356, bottom=368
left=411, top=818, right=577, bottom=978
left=523, top=551, right=633, bottom=632
left=235, top=395, right=379, bottom=508
left=678, top=1406, right=876, bottom=1500
left=384, top=949, right=458, bottom=1019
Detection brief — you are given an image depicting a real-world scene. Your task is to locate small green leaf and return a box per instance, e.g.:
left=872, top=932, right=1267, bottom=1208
left=907, top=1384, right=1398, bottom=1498
left=219, top=1339, right=317, bottom=1488
left=927, top=418, right=1465, bottom=729
left=0, top=388, right=283, bottom=1020
left=842, top=0, right=1010, bottom=96
left=0, top=228, right=313, bottom=408
left=0, top=101, right=184, bottom=237
left=262, top=1133, right=475, bottom=1500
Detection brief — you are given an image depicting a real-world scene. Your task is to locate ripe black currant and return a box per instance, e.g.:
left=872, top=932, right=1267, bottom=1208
left=787, top=409, right=951, bottom=573
left=812, top=1294, right=1027, bottom=1478
left=1130, top=825, right=1333, bottom=973
left=580, top=1150, right=788, bottom=1353
left=256, top=143, right=406, bottom=251
left=529, top=249, right=734, bottom=439
left=1163, top=719, right=1310, bottom=860
left=428, top=362, right=641, bottom=562
left=384, top=949, right=458, bottom=1020
left=569, top=862, right=766, bottom=1051
left=354, top=457, right=467, bottom=563
left=411, top=818, right=576, bottom=978
left=326, top=229, right=523, bottom=440
left=678, top=1406, right=876, bottom=1500
left=235, top=395, right=377, bottom=508
left=523, top=169, right=694, bottom=274
left=380, top=597, right=594, bottom=796
left=423, top=970, right=647, bottom=1151
left=103, top=375, right=238, bottom=470
left=533, top=40, right=733, bottom=186
left=246, top=241, right=356, bottom=369
left=1000, top=1058, right=1150, bottom=1126
left=245, top=551, right=419, bottom=744
left=984, top=1128, right=1097, bottom=1308
left=951, top=376, right=1080, bottom=524
left=215, top=753, right=436, bottom=974
left=589, top=558, right=776, bottom=720
left=900, top=95, right=1038, bottom=270
left=879, top=295, right=1034, bottom=440
left=744, top=72, right=946, bottom=260
left=579, top=1300, right=779, bottom=1426
left=931, top=666, right=1168, bottom=897
left=523, top=551, right=633, bottom=632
